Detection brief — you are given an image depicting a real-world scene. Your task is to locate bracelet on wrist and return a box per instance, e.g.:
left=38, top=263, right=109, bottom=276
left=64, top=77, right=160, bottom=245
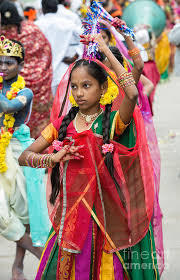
left=26, top=153, right=55, bottom=169
left=117, top=72, right=136, bottom=89
left=128, top=47, right=140, bottom=58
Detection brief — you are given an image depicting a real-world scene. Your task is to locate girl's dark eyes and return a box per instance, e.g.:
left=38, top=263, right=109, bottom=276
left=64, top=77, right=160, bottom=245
left=71, top=84, right=90, bottom=89
left=83, top=83, right=90, bottom=88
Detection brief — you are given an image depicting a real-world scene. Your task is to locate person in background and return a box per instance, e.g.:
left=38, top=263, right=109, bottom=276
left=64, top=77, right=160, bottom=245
left=24, top=6, right=37, bottom=21
left=57, top=0, right=82, bottom=26
left=10, top=0, right=24, bottom=16
left=0, top=0, right=53, bottom=138
left=99, top=20, right=154, bottom=108
left=0, top=37, right=49, bottom=280
left=36, top=0, right=83, bottom=97
left=169, top=23, right=180, bottom=76
left=134, top=24, right=160, bottom=114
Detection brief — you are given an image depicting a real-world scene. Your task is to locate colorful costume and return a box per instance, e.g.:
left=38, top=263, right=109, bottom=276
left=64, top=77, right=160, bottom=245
left=36, top=81, right=160, bottom=278
left=1, top=20, right=53, bottom=138
left=0, top=73, right=50, bottom=246
left=36, top=108, right=159, bottom=280
left=155, top=31, right=171, bottom=81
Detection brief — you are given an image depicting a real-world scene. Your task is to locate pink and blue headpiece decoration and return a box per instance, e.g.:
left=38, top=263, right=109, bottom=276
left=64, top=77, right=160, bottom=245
left=90, top=1, right=135, bottom=39
left=82, top=10, right=100, bottom=60
left=82, top=1, right=135, bottom=60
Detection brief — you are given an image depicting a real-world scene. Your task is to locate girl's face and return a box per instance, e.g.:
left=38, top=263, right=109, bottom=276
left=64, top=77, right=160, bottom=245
left=100, top=30, right=110, bottom=45
left=71, top=66, right=106, bottom=113
left=0, top=56, right=20, bottom=80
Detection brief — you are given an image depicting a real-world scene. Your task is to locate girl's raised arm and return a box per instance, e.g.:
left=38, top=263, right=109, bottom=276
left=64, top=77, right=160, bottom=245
left=81, top=33, right=138, bottom=125
left=112, top=18, right=144, bottom=84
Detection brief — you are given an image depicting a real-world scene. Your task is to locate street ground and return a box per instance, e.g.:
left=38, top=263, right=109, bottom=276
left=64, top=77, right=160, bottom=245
left=0, top=76, right=180, bottom=279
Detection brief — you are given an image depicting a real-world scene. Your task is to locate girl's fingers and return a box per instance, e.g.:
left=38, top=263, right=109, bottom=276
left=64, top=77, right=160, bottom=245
left=62, top=155, right=83, bottom=162
left=80, top=40, right=89, bottom=45
left=69, top=145, right=84, bottom=153
left=78, top=145, right=85, bottom=149
left=63, top=145, right=70, bottom=151
left=74, top=152, right=84, bottom=158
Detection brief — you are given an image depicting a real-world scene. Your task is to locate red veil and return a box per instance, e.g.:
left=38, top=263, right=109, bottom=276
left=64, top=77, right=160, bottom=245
left=47, top=60, right=154, bottom=253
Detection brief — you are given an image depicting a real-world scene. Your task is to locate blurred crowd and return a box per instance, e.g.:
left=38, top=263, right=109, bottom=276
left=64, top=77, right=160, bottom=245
left=0, top=0, right=179, bottom=138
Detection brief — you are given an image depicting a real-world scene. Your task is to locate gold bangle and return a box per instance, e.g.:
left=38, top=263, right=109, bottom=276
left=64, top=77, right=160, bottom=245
left=25, top=152, right=34, bottom=167
left=117, top=72, right=135, bottom=89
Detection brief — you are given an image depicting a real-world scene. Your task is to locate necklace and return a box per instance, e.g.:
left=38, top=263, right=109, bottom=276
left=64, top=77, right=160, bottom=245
left=78, top=108, right=103, bottom=125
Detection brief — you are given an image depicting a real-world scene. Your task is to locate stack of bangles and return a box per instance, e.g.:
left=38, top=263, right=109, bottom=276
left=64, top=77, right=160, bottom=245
left=128, top=47, right=140, bottom=59
left=25, top=152, right=55, bottom=168
left=117, top=72, right=135, bottom=89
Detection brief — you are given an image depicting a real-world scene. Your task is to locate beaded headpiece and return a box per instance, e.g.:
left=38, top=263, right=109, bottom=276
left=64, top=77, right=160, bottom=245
left=0, top=35, right=23, bottom=59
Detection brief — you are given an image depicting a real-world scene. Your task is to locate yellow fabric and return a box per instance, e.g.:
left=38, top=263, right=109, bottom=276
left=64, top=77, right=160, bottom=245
left=115, top=112, right=129, bottom=135
left=155, top=32, right=171, bottom=74
left=110, top=111, right=129, bottom=140
left=70, top=257, right=75, bottom=280
left=41, top=123, right=58, bottom=144
left=100, top=251, right=115, bottom=280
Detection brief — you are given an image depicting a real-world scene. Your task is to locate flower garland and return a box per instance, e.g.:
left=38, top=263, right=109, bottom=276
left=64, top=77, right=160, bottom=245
left=0, top=75, right=25, bottom=172
left=69, top=74, right=119, bottom=107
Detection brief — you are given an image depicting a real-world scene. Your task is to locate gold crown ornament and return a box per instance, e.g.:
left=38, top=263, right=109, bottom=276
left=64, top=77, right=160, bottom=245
left=0, top=35, right=23, bottom=59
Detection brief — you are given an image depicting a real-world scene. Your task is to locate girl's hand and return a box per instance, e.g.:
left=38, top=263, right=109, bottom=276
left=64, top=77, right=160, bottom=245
left=51, top=145, right=84, bottom=163
left=112, top=18, right=127, bottom=37
left=80, top=33, right=108, bottom=53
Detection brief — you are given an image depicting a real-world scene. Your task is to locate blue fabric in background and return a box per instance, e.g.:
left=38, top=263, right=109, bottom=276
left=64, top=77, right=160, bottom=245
left=13, top=124, right=50, bottom=247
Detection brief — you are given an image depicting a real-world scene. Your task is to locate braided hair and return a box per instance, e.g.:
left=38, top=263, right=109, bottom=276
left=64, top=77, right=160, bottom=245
left=50, top=59, right=123, bottom=204
left=50, top=106, right=79, bottom=204
left=102, top=103, right=126, bottom=206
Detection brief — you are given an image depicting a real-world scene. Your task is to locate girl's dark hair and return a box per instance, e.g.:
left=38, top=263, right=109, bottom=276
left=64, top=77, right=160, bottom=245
left=109, top=46, right=123, bottom=65
left=100, top=23, right=112, bottom=42
left=0, top=1, right=23, bottom=33
left=98, top=46, right=123, bottom=66
left=50, top=106, right=79, bottom=204
left=10, top=39, right=25, bottom=64
left=50, top=59, right=123, bottom=204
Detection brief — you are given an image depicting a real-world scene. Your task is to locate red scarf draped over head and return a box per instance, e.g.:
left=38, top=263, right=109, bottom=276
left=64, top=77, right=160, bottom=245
left=2, top=21, right=53, bottom=138
left=48, top=60, right=154, bottom=253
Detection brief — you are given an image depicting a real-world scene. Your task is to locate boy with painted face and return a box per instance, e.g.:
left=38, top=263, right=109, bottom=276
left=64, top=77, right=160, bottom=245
left=0, top=36, right=50, bottom=280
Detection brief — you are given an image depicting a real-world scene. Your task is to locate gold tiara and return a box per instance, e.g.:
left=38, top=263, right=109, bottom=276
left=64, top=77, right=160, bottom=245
left=0, top=35, right=23, bottom=59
